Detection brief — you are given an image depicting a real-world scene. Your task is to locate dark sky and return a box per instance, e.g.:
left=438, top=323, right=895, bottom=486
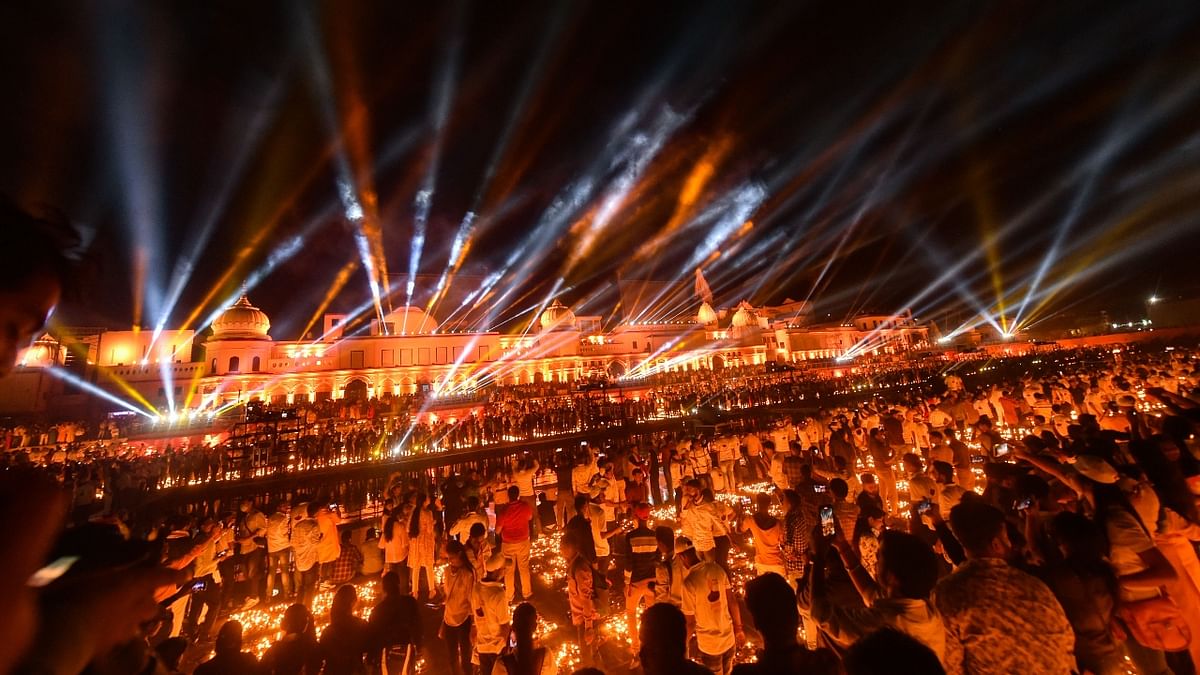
left=2, top=0, right=1200, bottom=338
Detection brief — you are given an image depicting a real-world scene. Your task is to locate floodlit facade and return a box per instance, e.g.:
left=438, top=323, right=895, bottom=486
left=0, top=294, right=930, bottom=416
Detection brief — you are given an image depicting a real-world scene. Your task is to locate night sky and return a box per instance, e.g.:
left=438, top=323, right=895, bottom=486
left=2, top=0, right=1200, bottom=338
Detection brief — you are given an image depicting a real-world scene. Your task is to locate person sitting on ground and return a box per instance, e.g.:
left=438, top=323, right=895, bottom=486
left=327, top=529, right=364, bottom=586
left=194, top=620, right=259, bottom=675
left=261, top=603, right=321, bottom=675
left=358, top=528, right=384, bottom=577
left=319, top=585, right=371, bottom=675
left=844, top=627, right=946, bottom=675
left=732, top=573, right=839, bottom=675
left=639, top=602, right=715, bottom=675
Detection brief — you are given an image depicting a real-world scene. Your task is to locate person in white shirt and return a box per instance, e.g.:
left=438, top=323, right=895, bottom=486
left=687, top=440, right=713, bottom=489
left=441, top=541, right=477, bottom=675
left=680, top=479, right=723, bottom=561
left=572, top=446, right=598, bottom=497
left=265, top=502, right=293, bottom=603
left=472, top=552, right=511, bottom=675
left=449, top=496, right=489, bottom=543
left=715, top=434, right=740, bottom=491
left=677, top=538, right=744, bottom=675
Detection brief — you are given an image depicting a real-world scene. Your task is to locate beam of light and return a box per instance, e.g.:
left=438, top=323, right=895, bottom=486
left=298, top=4, right=390, bottom=327
left=567, top=105, right=689, bottom=271
left=46, top=366, right=156, bottom=418
left=406, top=1, right=465, bottom=311
left=194, top=228, right=311, bottom=335
left=1014, top=67, right=1200, bottom=326
left=426, top=7, right=571, bottom=324
left=146, top=77, right=285, bottom=414
left=94, top=7, right=167, bottom=332
left=180, top=365, right=207, bottom=412
left=622, top=180, right=766, bottom=327
left=299, top=258, right=361, bottom=339
left=150, top=75, right=285, bottom=349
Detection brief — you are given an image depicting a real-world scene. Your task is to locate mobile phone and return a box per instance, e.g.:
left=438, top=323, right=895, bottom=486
left=917, top=498, right=933, bottom=515
left=27, top=556, right=79, bottom=588
left=994, top=443, right=1010, bottom=457
left=813, top=484, right=827, bottom=493
left=971, top=455, right=986, bottom=464
left=190, top=579, right=209, bottom=593
left=819, top=505, right=835, bottom=537
left=1015, top=496, right=1034, bottom=512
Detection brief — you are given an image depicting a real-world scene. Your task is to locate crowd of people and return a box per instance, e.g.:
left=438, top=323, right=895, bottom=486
left=8, top=202, right=1200, bottom=674
left=0, top=357, right=956, bottom=519
left=6, top=334, right=1199, bottom=675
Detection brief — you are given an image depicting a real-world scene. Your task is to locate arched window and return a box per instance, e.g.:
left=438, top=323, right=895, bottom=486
left=229, top=356, right=240, bottom=373
left=210, top=358, right=217, bottom=374
left=252, top=356, right=261, bottom=372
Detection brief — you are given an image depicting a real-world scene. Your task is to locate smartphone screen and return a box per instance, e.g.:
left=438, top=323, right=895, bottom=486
left=917, top=498, right=932, bottom=515
left=819, top=505, right=835, bottom=537
left=813, top=483, right=827, bottom=493
left=995, top=443, right=1009, bottom=457
left=27, top=556, right=79, bottom=588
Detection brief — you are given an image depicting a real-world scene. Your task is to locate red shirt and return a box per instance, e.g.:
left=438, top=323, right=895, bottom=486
left=496, top=499, right=532, bottom=543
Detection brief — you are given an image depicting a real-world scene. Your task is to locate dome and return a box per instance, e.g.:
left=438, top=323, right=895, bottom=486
left=384, top=306, right=438, bottom=334
left=731, top=303, right=755, bottom=328
left=697, top=302, right=717, bottom=325
left=539, top=300, right=577, bottom=331
left=211, top=295, right=271, bottom=340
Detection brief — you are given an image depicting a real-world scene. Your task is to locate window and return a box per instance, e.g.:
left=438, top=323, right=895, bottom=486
left=350, top=350, right=365, bottom=369
left=478, top=345, right=490, bottom=362
left=331, top=318, right=341, bottom=326
left=399, top=349, right=412, bottom=366
left=252, top=356, right=261, bottom=372
left=229, top=356, right=240, bottom=372
left=381, top=349, right=395, bottom=367
left=632, top=341, right=638, bottom=350
left=417, top=348, right=431, bottom=366
left=210, top=358, right=217, bottom=374
left=435, top=347, right=449, bottom=364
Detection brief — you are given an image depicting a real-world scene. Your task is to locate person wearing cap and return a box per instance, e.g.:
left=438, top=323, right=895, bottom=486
left=563, top=532, right=599, bottom=666
left=472, top=551, right=511, bottom=675
left=625, top=502, right=659, bottom=651
left=678, top=532, right=745, bottom=675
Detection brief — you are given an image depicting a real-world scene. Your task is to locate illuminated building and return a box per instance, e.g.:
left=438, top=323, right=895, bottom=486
left=0, top=291, right=930, bottom=416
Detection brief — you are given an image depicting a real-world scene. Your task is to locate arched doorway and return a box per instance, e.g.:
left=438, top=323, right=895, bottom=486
left=343, top=379, right=369, bottom=402
left=711, top=355, right=725, bottom=371
left=607, top=361, right=627, bottom=379
left=533, top=371, right=545, bottom=385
